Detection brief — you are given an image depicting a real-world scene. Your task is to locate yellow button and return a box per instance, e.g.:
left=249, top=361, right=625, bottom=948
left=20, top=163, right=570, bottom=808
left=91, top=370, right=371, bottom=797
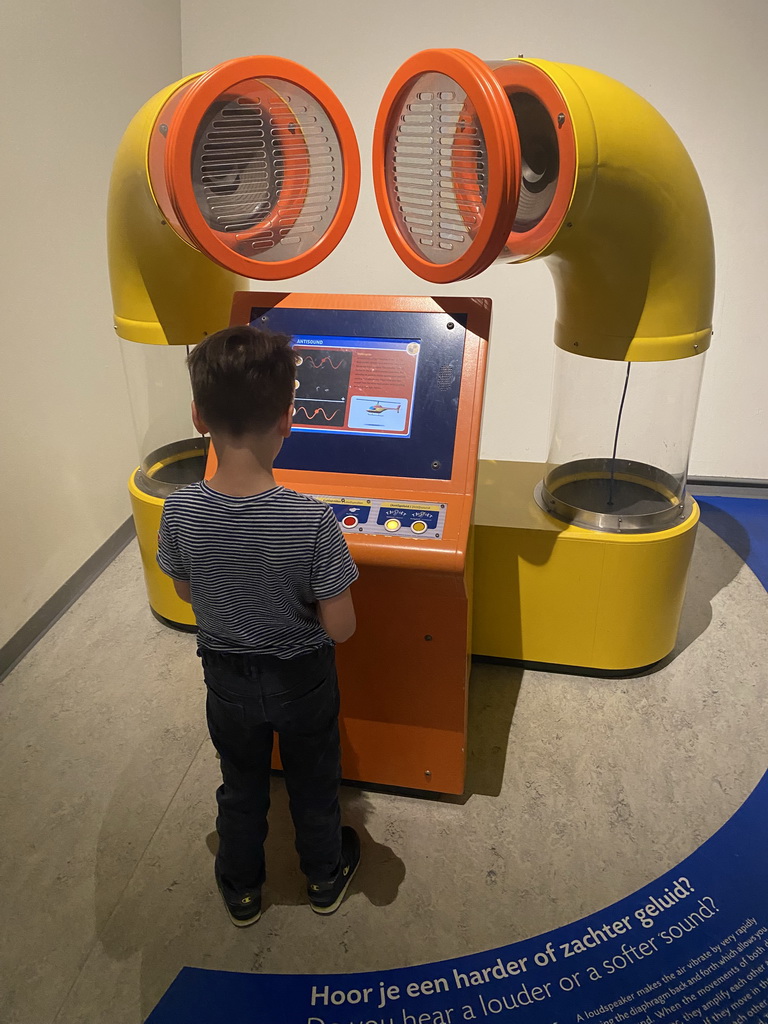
left=411, top=520, right=428, bottom=534
left=384, top=518, right=402, bottom=532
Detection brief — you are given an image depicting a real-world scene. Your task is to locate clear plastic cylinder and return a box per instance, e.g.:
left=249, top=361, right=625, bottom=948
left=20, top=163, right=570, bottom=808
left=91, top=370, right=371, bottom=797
left=536, top=349, right=706, bottom=533
left=120, top=339, right=206, bottom=498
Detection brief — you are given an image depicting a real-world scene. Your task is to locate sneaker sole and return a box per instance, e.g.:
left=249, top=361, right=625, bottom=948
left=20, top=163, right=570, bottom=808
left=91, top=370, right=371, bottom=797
left=226, top=907, right=262, bottom=927
left=310, top=858, right=360, bottom=916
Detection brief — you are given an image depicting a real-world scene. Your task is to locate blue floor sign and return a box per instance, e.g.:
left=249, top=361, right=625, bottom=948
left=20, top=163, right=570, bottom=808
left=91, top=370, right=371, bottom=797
left=147, top=496, right=768, bottom=1024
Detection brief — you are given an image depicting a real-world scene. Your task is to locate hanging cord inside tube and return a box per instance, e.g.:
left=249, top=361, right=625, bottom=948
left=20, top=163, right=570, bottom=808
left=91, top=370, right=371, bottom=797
left=607, top=362, right=632, bottom=507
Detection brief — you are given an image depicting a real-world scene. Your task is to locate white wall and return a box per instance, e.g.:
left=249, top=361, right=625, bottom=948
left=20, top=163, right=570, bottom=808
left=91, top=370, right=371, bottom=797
left=0, top=1, right=182, bottom=647
left=180, top=0, right=768, bottom=480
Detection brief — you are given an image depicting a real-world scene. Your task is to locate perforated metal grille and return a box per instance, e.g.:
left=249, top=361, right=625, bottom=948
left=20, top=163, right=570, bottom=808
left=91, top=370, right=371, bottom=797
left=191, top=78, right=343, bottom=262
left=437, top=364, right=455, bottom=391
left=385, top=72, right=489, bottom=266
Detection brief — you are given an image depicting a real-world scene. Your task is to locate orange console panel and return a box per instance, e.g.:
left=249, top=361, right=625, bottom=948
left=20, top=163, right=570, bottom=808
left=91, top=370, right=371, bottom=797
left=213, top=292, right=491, bottom=794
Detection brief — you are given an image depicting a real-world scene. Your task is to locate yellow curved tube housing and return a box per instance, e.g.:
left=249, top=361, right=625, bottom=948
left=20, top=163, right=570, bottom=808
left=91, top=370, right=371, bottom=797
left=512, top=59, right=715, bottom=362
left=107, top=77, right=242, bottom=346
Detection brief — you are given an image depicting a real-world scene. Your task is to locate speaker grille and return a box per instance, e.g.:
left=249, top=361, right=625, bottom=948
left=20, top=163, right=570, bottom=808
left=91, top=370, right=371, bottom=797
left=385, top=72, right=489, bottom=266
left=437, top=364, right=455, bottom=391
left=191, top=79, right=343, bottom=263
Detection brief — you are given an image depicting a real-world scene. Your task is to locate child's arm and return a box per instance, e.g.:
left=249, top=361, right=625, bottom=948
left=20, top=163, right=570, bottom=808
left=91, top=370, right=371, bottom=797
left=311, top=506, right=359, bottom=642
left=318, top=587, right=356, bottom=643
left=156, top=498, right=192, bottom=602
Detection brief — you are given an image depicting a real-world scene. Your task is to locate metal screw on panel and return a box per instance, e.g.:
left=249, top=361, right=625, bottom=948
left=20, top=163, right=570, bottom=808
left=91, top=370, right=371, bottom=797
left=566, top=221, right=573, bottom=228
left=159, top=123, right=168, bottom=136
left=261, top=316, right=268, bottom=321
left=425, top=770, right=432, bottom=778
left=558, top=113, right=566, bottom=126
left=425, top=635, right=433, bottom=641
left=694, top=344, right=699, bottom=350
left=431, top=461, right=441, bottom=470
left=447, top=322, right=454, bottom=330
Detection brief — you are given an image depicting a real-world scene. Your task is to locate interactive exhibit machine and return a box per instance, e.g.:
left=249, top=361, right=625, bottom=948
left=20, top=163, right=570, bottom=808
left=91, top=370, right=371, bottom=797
left=109, top=53, right=714, bottom=795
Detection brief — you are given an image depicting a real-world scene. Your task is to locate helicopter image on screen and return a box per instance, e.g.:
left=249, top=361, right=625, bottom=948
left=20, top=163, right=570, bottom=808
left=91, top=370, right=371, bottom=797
left=366, top=401, right=402, bottom=415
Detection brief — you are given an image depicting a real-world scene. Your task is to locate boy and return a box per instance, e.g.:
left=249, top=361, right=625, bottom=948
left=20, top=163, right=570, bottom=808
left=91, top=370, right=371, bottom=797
left=157, top=325, right=360, bottom=927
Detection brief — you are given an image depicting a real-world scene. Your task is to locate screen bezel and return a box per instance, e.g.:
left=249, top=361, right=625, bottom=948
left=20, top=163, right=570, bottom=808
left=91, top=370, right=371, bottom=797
left=248, top=305, right=467, bottom=481
left=226, top=292, right=491, bottom=502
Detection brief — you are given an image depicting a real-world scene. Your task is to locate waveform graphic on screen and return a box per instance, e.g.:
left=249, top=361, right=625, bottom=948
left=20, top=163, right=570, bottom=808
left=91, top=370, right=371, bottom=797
left=300, top=355, right=347, bottom=371
left=293, top=403, right=345, bottom=426
left=294, top=405, right=343, bottom=423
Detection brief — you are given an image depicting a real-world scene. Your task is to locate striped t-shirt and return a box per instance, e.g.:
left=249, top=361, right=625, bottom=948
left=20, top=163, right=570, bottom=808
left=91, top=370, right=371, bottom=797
left=157, top=482, right=358, bottom=657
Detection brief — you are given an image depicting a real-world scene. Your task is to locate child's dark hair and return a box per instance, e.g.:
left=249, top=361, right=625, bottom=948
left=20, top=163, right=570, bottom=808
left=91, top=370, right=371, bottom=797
left=187, top=326, right=296, bottom=436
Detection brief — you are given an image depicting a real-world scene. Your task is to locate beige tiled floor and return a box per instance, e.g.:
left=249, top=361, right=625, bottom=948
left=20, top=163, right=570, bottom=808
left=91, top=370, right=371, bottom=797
left=1, top=523, right=766, bottom=1023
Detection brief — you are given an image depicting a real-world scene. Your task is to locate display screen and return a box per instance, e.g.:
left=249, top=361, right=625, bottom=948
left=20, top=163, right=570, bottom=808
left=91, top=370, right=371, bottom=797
left=292, top=335, right=420, bottom=438
left=247, top=305, right=467, bottom=480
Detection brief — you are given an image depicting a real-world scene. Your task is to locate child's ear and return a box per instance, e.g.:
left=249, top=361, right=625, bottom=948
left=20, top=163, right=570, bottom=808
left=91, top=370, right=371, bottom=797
left=278, top=403, right=294, bottom=438
left=191, top=401, right=209, bottom=435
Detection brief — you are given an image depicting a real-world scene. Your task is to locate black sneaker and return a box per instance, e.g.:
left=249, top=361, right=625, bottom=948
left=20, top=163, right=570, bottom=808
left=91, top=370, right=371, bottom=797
left=308, top=826, right=361, bottom=915
left=215, top=867, right=262, bottom=927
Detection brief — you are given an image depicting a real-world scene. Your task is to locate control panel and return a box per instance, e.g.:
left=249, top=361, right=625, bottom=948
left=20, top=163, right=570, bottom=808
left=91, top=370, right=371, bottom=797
left=312, top=494, right=447, bottom=539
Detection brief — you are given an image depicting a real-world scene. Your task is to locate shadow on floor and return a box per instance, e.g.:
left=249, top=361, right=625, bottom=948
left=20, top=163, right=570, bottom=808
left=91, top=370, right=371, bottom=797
left=204, top=778, right=406, bottom=912
left=695, top=499, right=753, bottom=563
left=462, top=661, right=523, bottom=799
left=91, top=736, right=405, bottom=1021
left=648, top=509, right=751, bottom=675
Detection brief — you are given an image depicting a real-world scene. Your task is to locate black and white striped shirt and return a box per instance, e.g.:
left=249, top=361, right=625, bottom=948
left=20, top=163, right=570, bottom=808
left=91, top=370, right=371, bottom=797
left=157, top=482, right=358, bottom=657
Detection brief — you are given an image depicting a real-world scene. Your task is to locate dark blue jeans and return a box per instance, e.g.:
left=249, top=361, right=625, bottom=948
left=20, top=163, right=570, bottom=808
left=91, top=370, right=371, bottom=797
left=199, top=644, right=342, bottom=897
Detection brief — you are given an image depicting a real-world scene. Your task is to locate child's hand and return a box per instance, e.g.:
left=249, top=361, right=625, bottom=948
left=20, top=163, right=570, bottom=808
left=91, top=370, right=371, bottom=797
left=318, top=588, right=356, bottom=643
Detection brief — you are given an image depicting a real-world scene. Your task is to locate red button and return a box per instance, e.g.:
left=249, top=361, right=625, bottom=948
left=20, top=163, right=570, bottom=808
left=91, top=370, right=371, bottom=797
left=342, top=515, right=358, bottom=529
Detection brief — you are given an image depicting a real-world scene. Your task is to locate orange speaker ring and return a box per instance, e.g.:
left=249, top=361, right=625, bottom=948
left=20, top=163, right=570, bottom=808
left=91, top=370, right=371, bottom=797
left=372, top=49, right=521, bottom=283
left=490, top=61, right=577, bottom=260
left=149, top=74, right=308, bottom=251
left=164, top=56, right=360, bottom=280
left=147, top=77, right=199, bottom=247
